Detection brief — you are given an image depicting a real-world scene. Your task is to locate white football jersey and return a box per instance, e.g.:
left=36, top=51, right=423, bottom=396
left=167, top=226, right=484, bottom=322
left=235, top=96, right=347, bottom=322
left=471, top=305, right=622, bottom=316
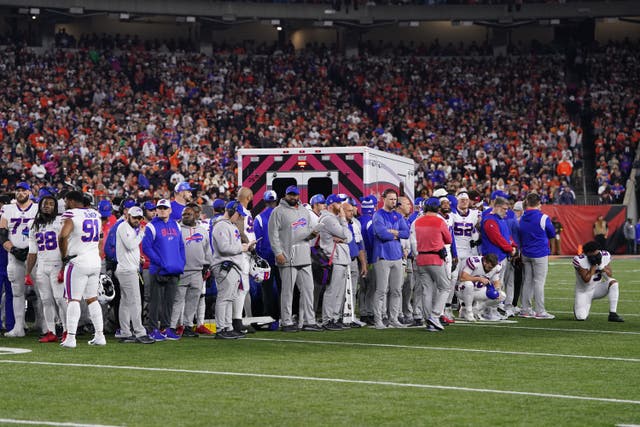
left=1, top=202, right=38, bottom=248
left=29, top=216, right=64, bottom=262
left=461, top=255, right=502, bottom=284
left=451, top=208, right=481, bottom=258
left=62, top=208, right=102, bottom=265
left=573, top=251, right=611, bottom=286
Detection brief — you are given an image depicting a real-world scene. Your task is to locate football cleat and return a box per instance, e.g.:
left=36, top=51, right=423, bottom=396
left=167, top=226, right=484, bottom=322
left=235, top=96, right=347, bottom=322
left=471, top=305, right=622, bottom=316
left=195, top=325, right=214, bottom=335
left=608, top=312, right=624, bottom=322
left=427, top=316, right=445, bottom=331
left=39, top=331, right=58, bottom=343
left=4, top=328, right=25, bottom=338
left=88, top=334, right=107, bottom=346
left=534, top=312, right=555, bottom=320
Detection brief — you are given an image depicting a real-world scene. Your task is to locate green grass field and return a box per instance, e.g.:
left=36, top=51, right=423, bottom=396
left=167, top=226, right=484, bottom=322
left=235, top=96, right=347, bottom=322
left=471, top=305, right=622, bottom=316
left=1, top=259, right=639, bottom=427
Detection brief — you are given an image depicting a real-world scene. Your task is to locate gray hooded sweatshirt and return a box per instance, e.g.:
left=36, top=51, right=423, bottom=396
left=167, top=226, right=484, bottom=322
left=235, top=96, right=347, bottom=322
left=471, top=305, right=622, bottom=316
left=317, top=209, right=352, bottom=266
left=268, top=199, right=314, bottom=267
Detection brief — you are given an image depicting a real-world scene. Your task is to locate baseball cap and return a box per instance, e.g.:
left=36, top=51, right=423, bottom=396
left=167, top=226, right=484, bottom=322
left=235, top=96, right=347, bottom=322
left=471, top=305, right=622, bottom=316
left=263, top=190, right=278, bottom=202
left=128, top=206, right=144, bottom=218
left=326, top=194, right=348, bottom=205
left=156, top=199, right=171, bottom=209
left=212, top=199, right=226, bottom=210
left=121, top=198, right=136, bottom=210
left=285, top=185, right=300, bottom=195
left=513, top=201, right=524, bottom=211
left=226, top=200, right=247, bottom=217
left=98, top=200, right=112, bottom=218
left=38, top=187, right=56, bottom=199
left=424, top=197, right=441, bottom=209
left=309, top=194, right=326, bottom=205
left=143, top=201, right=156, bottom=211
left=175, top=182, right=194, bottom=193
left=433, top=188, right=448, bottom=199
left=16, top=182, right=30, bottom=191
left=414, top=197, right=424, bottom=207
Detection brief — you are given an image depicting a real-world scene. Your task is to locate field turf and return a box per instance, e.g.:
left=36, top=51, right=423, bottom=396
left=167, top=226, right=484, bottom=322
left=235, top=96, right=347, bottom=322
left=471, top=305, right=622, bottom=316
left=0, top=258, right=638, bottom=426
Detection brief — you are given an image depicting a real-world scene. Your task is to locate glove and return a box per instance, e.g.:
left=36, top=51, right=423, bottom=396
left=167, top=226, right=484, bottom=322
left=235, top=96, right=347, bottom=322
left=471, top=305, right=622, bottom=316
left=451, top=257, right=459, bottom=273
left=57, top=268, right=65, bottom=284
left=10, top=246, right=28, bottom=262
left=25, top=274, right=34, bottom=286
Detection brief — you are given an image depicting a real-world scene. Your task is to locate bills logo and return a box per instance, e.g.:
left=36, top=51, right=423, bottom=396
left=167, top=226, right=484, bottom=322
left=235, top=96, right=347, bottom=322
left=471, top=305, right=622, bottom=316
left=291, top=217, right=307, bottom=230
left=234, top=229, right=241, bottom=240
left=185, top=233, right=204, bottom=245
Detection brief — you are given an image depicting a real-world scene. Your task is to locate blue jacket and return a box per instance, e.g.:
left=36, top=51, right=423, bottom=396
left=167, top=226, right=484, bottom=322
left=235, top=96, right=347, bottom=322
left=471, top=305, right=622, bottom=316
left=254, top=207, right=275, bottom=265
left=142, top=217, right=186, bottom=275
left=481, top=211, right=513, bottom=262
left=372, top=209, right=409, bottom=262
left=359, top=213, right=375, bottom=264
left=347, top=222, right=363, bottom=259
left=506, top=215, right=520, bottom=247
left=104, top=217, right=125, bottom=262
left=0, top=242, right=7, bottom=273
left=519, top=209, right=555, bottom=258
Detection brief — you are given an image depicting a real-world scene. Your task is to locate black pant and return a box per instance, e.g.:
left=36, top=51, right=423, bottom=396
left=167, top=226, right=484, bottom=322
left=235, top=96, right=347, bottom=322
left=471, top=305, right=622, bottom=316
left=148, top=274, right=178, bottom=330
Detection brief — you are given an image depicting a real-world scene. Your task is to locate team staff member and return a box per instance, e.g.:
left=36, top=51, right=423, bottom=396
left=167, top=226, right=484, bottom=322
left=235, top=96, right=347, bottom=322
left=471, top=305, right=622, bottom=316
left=233, top=187, right=256, bottom=334
left=371, top=189, right=409, bottom=329
left=171, top=181, right=195, bottom=222
left=170, top=204, right=213, bottom=337
left=410, top=198, right=452, bottom=331
left=345, top=200, right=367, bottom=327
left=573, top=241, right=624, bottom=322
left=59, top=191, right=105, bottom=348
left=1, top=182, right=38, bottom=337
left=115, top=206, right=154, bottom=344
left=519, top=193, right=556, bottom=319
left=268, top=186, right=323, bottom=332
left=254, top=190, right=280, bottom=325
left=210, top=200, right=255, bottom=339
left=142, top=199, right=186, bottom=341
left=318, top=194, right=352, bottom=330
left=480, top=196, right=517, bottom=283
left=26, top=194, right=65, bottom=343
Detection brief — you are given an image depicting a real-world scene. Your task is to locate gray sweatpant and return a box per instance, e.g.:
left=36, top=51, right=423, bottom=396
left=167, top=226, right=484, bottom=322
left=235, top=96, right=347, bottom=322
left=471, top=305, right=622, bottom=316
left=521, top=255, right=549, bottom=314
left=401, top=258, right=415, bottom=319
left=322, top=263, right=348, bottom=324
left=213, top=264, right=241, bottom=331
left=414, top=264, right=449, bottom=319
left=171, top=271, right=202, bottom=328
left=358, top=265, right=376, bottom=317
left=115, top=268, right=145, bottom=337
left=373, top=259, right=403, bottom=324
left=279, top=265, right=315, bottom=327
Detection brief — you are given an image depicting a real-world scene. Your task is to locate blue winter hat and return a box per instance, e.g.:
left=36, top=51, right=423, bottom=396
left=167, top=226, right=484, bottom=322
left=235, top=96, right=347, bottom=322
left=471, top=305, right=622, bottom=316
left=360, top=196, right=375, bottom=211
left=226, top=200, right=247, bottom=217
left=143, top=201, right=156, bottom=211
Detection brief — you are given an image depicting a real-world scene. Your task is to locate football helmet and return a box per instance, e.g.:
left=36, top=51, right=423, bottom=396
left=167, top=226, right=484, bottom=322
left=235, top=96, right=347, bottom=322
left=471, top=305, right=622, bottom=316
left=97, top=274, right=116, bottom=304
left=485, top=283, right=500, bottom=300
left=249, top=254, right=271, bottom=283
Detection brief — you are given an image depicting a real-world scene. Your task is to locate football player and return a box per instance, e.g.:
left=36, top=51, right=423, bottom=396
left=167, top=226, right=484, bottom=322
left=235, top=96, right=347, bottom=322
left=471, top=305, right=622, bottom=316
left=456, top=253, right=505, bottom=321
left=573, top=241, right=624, bottom=322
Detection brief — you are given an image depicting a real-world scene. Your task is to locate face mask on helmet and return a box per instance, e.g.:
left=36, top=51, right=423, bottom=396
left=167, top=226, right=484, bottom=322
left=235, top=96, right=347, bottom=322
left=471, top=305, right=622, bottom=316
left=250, top=254, right=271, bottom=283
left=97, top=273, right=116, bottom=304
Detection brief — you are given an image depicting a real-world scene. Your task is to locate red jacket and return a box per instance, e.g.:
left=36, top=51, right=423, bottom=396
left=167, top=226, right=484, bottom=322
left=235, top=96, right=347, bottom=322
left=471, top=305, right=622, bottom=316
left=412, top=214, right=452, bottom=266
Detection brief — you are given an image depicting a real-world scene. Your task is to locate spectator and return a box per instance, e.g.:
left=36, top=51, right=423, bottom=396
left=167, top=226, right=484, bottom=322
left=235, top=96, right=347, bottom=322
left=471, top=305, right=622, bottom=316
left=593, top=215, right=608, bottom=250
left=623, top=218, right=635, bottom=255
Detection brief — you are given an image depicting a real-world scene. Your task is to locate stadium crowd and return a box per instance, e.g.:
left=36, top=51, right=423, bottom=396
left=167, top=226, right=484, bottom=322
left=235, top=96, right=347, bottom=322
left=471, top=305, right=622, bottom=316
left=4, top=37, right=638, bottom=206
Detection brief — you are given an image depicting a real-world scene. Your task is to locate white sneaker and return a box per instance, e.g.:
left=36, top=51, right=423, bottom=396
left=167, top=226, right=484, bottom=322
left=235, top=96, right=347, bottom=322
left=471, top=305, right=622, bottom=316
left=61, top=338, right=77, bottom=348
left=4, top=328, right=25, bottom=338
left=518, top=309, right=535, bottom=318
left=534, top=311, right=555, bottom=320
left=374, top=322, right=387, bottom=330
left=351, top=318, right=367, bottom=327
left=427, top=316, right=444, bottom=331
left=88, top=334, right=107, bottom=346
left=460, top=308, right=475, bottom=322
left=388, top=321, right=407, bottom=328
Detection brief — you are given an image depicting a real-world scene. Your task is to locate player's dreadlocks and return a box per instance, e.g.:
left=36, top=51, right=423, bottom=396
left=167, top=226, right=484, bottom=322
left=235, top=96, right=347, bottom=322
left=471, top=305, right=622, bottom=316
left=32, top=195, right=59, bottom=232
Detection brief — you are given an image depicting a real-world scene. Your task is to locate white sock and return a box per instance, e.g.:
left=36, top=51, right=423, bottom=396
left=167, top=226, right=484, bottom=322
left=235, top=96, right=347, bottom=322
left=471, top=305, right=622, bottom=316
left=66, top=300, right=81, bottom=335
left=609, top=282, right=619, bottom=313
left=88, top=301, right=104, bottom=336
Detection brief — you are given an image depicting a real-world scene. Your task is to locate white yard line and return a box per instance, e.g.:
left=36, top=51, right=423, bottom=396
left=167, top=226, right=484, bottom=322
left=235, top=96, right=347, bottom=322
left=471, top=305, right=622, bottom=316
left=553, top=311, right=640, bottom=317
left=546, top=297, right=640, bottom=302
left=455, top=323, right=640, bottom=335
left=0, top=359, right=638, bottom=406
left=0, top=419, right=122, bottom=427
left=244, top=337, right=640, bottom=362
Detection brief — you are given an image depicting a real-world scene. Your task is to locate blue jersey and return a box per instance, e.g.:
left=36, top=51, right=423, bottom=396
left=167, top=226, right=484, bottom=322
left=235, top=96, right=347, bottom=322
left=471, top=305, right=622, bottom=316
left=254, top=207, right=275, bottom=265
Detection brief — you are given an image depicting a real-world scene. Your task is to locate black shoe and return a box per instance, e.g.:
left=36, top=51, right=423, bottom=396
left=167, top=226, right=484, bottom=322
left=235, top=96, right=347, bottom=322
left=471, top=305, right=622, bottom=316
left=232, top=319, right=248, bottom=334
left=281, top=324, right=299, bottom=332
left=412, top=319, right=424, bottom=327
left=608, top=312, right=624, bottom=322
left=382, top=318, right=390, bottom=327
left=135, top=335, right=155, bottom=344
left=301, top=324, right=324, bottom=332
left=336, top=321, right=350, bottom=329
left=324, top=321, right=342, bottom=331
left=349, top=322, right=363, bottom=328
left=231, top=330, right=246, bottom=339
left=215, top=330, right=239, bottom=340
left=119, top=336, right=137, bottom=343
left=245, top=324, right=257, bottom=334
left=362, top=316, right=375, bottom=326
left=181, top=327, right=199, bottom=338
